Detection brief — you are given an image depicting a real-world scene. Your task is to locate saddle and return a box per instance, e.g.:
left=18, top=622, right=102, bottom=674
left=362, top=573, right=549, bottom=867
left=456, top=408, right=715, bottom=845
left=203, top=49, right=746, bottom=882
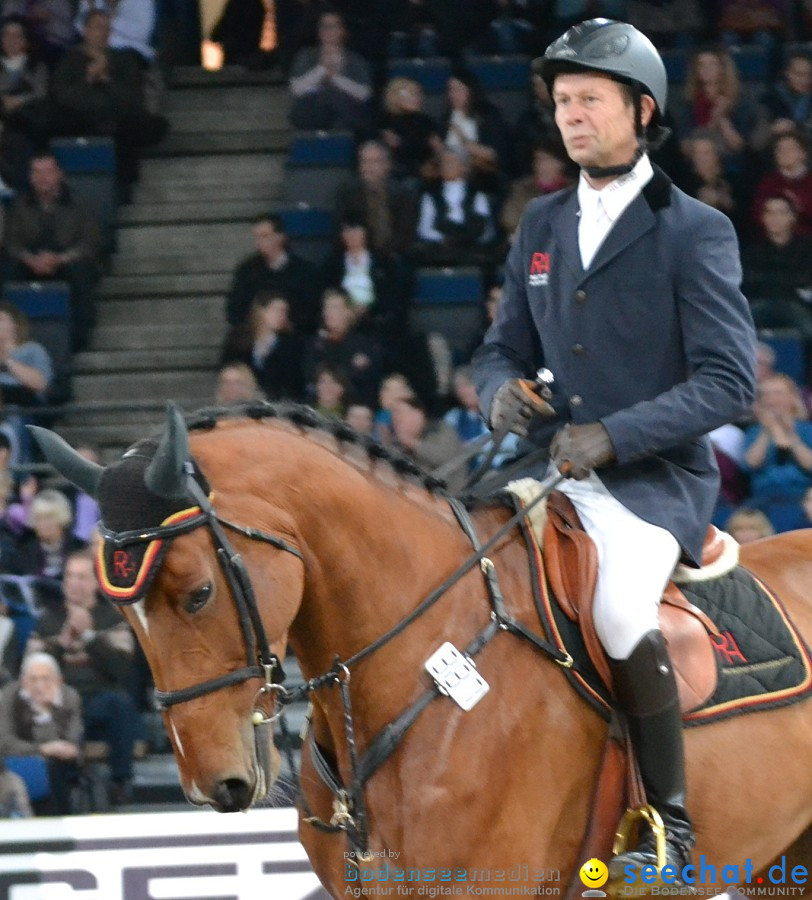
left=543, top=491, right=723, bottom=712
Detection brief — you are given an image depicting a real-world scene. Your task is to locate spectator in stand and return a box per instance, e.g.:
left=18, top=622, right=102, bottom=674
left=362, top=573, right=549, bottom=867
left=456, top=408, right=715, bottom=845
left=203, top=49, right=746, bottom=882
left=443, top=365, right=519, bottom=472
left=741, top=194, right=812, bottom=333
left=742, top=373, right=812, bottom=531
left=220, top=290, right=304, bottom=402
left=438, top=67, right=513, bottom=197
left=759, top=50, right=812, bottom=146
left=50, top=9, right=167, bottom=198
left=335, top=140, right=419, bottom=260
left=415, top=147, right=498, bottom=266
left=311, top=363, right=349, bottom=417
left=303, top=286, right=382, bottom=407
left=373, top=372, right=416, bottom=446
left=673, top=45, right=763, bottom=179
left=725, top=506, right=776, bottom=543
left=28, top=549, right=137, bottom=805
left=500, top=140, right=574, bottom=239
left=709, top=422, right=749, bottom=526
left=0, top=588, right=21, bottom=683
left=12, top=488, right=85, bottom=579
left=208, top=0, right=269, bottom=70
left=288, top=9, right=372, bottom=136
left=225, top=213, right=320, bottom=338
left=752, top=130, right=812, bottom=235
left=379, top=76, right=442, bottom=184
left=0, top=15, right=50, bottom=191
left=0, top=651, right=82, bottom=814
left=1, top=0, right=77, bottom=67
left=1, top=152, right=100, bottom=351
left=214, top=362, right=263, bottom=406
left=0, top=758, right=31, bottom=816
left=344, top=400, right=374, bottom=435
left=65, top=444, right=101, bottom=543
left=716, top=0, right=788, bottom=54
left=513, top=71, right=561, bottom=178
left=0, top=301, right=51, bottom=408
left=390, top=395, right=465, bottom=492
left=321, top=214, right=409, bottom=340
left=679, top=129, right=745, bottom=233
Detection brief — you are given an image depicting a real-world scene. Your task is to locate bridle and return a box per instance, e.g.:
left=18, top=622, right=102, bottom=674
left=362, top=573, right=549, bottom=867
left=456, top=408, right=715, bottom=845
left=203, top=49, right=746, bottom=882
left=99, top=461, right=302, bottom=714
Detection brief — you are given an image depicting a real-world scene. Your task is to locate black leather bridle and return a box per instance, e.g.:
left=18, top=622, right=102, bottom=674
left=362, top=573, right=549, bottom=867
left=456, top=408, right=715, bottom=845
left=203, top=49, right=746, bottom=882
left=99, top=461, right=303, bottom=711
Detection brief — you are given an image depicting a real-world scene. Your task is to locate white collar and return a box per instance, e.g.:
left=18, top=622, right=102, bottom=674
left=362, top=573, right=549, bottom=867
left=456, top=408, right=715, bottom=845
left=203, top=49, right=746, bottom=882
left=577, top=153, right=654, bottom=222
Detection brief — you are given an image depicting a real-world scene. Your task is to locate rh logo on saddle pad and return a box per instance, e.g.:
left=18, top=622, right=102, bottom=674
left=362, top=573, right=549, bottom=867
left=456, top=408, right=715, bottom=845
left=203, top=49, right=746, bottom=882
left=529, top=252, right=550, bottom=286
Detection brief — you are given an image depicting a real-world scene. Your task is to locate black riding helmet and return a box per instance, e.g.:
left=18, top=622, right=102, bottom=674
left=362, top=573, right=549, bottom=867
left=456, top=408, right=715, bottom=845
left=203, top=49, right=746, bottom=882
left=533, top=18, right=669, bottom=177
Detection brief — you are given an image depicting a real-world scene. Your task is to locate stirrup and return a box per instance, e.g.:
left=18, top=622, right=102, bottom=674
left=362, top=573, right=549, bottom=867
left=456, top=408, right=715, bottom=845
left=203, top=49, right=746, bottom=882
left=613, top=804, right=667, bottom=869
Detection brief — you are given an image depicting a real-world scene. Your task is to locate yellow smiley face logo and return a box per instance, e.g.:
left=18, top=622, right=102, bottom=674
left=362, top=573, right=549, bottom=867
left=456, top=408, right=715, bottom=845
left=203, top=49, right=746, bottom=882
left=579, top=858, right=608, bottom=889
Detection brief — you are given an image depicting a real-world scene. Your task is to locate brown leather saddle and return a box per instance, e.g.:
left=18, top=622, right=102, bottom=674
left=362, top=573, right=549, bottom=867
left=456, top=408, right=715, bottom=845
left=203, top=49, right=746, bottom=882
left=541, top=493, right=726, bottom=897
left=543, top=491, right=722, bottom=712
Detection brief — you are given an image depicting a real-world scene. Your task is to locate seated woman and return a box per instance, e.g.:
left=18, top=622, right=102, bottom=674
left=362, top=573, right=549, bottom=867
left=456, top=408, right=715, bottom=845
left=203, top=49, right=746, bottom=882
left=220, top=290, right=305, bottom=402
left=742, top=373, right=812, bottom=531
left=679, top=129, right=746, bottom=233
left=12, top=488, right=86, bottom=580
left=378, top=76, right=442, bottom=184
left=672, top=45, right=763, bottom=179
left=0, top=301, right=52, bottom=408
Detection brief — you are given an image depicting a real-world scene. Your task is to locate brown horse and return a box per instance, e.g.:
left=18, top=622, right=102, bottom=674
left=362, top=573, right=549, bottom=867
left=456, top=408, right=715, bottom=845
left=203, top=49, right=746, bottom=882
left=31, top=405, right=812, bottom=897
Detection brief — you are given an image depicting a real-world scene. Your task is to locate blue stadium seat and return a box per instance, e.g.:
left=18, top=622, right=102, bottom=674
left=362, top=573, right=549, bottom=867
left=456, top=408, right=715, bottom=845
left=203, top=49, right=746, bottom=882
left=412, top=267, right=485, bottom=363
left=5, top=756, right=50, bottom=802
left=415, top=267, right=483, bottom=304
left=468, top=56, right=529, bottom=91
left=288, top=131, right=356, bottom=167
left=661, top=48, right=689, bottom=84
left=758, top=328, right=806, bottom=384
left=387, top=57, right=451, bottom=94
left=731, top=45, right=769, bottom=82
left=50, top=137, right=117, bottom=255
left=275, top=205, right=334, bottom=265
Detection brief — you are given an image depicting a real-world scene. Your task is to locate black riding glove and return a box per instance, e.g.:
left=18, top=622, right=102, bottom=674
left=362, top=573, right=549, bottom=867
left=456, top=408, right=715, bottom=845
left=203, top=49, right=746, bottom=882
left=490, top=378, right=555, bottom=437
left=550, top=422, right=616, bottom=480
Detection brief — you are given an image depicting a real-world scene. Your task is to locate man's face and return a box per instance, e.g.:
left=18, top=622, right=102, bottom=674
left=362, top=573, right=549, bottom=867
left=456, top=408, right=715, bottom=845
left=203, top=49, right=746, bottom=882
left=253, top=221, right=284, bottom=258
left=29, top=157, right=62, bottom=200
left=63, top=557, right=98, bottom=608
left=553, top=72, right=644, bottom=174
left=22, top=661, right=61, bottom=706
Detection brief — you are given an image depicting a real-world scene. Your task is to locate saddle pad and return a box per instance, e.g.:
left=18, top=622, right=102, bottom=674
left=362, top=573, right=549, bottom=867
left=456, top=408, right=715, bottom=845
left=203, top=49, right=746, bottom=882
left=521, top=520, right=812, bottom=726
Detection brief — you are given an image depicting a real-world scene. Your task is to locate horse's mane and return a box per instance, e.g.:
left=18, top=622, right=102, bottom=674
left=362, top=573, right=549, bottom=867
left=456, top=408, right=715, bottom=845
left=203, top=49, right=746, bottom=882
left=183, top=400, right=452, bottom=497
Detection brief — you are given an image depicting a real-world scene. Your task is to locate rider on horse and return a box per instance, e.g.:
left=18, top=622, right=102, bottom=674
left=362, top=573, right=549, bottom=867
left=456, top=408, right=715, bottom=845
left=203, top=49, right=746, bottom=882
left=472, top=18, right=757, bottom=881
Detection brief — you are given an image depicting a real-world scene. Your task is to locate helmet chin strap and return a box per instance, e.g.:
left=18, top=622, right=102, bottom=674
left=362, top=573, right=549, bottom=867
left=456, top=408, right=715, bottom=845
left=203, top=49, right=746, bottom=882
left=582, top=141, right=645, bottom=179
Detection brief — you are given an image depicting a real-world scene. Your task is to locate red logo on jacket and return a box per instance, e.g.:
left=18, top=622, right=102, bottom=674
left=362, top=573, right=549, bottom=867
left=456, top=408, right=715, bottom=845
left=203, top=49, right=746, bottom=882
left=529, top=252, right=550, bottom=286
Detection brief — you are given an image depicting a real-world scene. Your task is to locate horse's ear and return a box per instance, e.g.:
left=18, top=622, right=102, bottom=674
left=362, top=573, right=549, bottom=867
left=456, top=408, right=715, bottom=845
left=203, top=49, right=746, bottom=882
left=27, top=425, right=104, bottom=498
left=145, top=403, right=191, bottom=499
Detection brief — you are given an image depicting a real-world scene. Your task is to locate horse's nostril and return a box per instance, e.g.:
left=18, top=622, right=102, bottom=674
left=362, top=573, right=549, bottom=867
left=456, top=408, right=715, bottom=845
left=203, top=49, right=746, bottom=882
left=213, top=777, right=253, bottom=812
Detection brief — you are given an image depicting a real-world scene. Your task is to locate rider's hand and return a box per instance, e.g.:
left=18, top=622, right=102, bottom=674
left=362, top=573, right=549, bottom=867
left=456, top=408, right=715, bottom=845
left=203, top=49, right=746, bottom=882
left=490, top=379, right=555, bottom=437
left=550, top=422, right=615, bottom=480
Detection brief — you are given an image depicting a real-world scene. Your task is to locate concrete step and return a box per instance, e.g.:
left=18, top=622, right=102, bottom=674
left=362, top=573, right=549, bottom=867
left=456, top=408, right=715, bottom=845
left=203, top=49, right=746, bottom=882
left=72, top=368, right=218, bottom=404
left=73, top=346, right=220, bottom=374
left=100, top=273, right=230, bottom=299
left=164, top=83, right=287, bottom=115
left=132, top=176, right=280, bottom=206
left=56, top=420, right=165, bottom=453
left=91, top=322, right=222, bottom=350
left=168, top=66, right=284, bottom=89
left=97, top=295, right=226, bottom=326
left=118, top=196, right=275, bottom=226
left=145, top=129, right=288, bottom=156
left=168, top=106, right=288, bottom=134
left=108, top=253, right=236, bottom=277
left=139, top=152, right=282, bottom=185
left=117, top=220, right=248, bottom=256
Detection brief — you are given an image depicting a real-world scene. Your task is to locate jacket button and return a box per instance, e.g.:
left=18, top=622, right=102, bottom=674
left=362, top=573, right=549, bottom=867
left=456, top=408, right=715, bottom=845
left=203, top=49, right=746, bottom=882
left=575, top=290, right=587, bottom=302
left=570, top=395, right=583, bottom=407
left=572, top=343, right=585, bottom=355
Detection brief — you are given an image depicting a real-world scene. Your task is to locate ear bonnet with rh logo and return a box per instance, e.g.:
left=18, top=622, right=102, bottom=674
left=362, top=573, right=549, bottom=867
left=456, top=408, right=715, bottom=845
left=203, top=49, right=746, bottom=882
left=93, top=439, right=211, bottom=603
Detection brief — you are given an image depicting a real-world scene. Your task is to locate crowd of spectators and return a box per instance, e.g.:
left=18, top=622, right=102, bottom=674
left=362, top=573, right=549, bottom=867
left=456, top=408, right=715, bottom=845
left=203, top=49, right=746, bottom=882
left=8, top=0, right=812, bottom=818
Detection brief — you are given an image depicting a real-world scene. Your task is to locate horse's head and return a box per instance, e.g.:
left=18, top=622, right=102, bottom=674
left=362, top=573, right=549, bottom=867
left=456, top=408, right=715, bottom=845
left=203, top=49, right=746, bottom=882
left=30, top=406, right=306, bottom=812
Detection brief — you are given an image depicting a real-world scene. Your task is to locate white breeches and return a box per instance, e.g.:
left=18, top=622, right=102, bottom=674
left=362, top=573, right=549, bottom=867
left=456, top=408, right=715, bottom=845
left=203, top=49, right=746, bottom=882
left=553, top=470, right=680, bottom=661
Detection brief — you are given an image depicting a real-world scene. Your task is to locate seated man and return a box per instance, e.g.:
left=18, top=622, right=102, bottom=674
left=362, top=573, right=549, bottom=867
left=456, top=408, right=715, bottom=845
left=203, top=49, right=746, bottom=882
left=28, top=549, right=137, bottom=805
left=0, top=651, right=82, bottom=815
left=2, top=152, right=101, bottom=351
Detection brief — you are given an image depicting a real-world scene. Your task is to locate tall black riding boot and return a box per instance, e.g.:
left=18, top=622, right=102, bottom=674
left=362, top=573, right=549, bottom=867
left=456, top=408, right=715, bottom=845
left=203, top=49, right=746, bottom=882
left=608, top=630, right=695, bottom=884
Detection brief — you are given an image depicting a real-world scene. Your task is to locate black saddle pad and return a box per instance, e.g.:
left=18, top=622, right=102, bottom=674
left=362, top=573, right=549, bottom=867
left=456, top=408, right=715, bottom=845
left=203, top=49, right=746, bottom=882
left=522, top=523, right=812, bottom=726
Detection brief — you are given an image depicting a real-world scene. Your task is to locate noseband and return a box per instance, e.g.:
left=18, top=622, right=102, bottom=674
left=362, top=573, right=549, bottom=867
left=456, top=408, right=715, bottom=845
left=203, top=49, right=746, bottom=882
left=99, top=461, right=302, bottom=711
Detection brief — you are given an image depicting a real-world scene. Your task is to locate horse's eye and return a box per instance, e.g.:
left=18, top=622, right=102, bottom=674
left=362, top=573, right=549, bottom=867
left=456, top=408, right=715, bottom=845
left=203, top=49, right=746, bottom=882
left=184, top=583, right=212, bottom=614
